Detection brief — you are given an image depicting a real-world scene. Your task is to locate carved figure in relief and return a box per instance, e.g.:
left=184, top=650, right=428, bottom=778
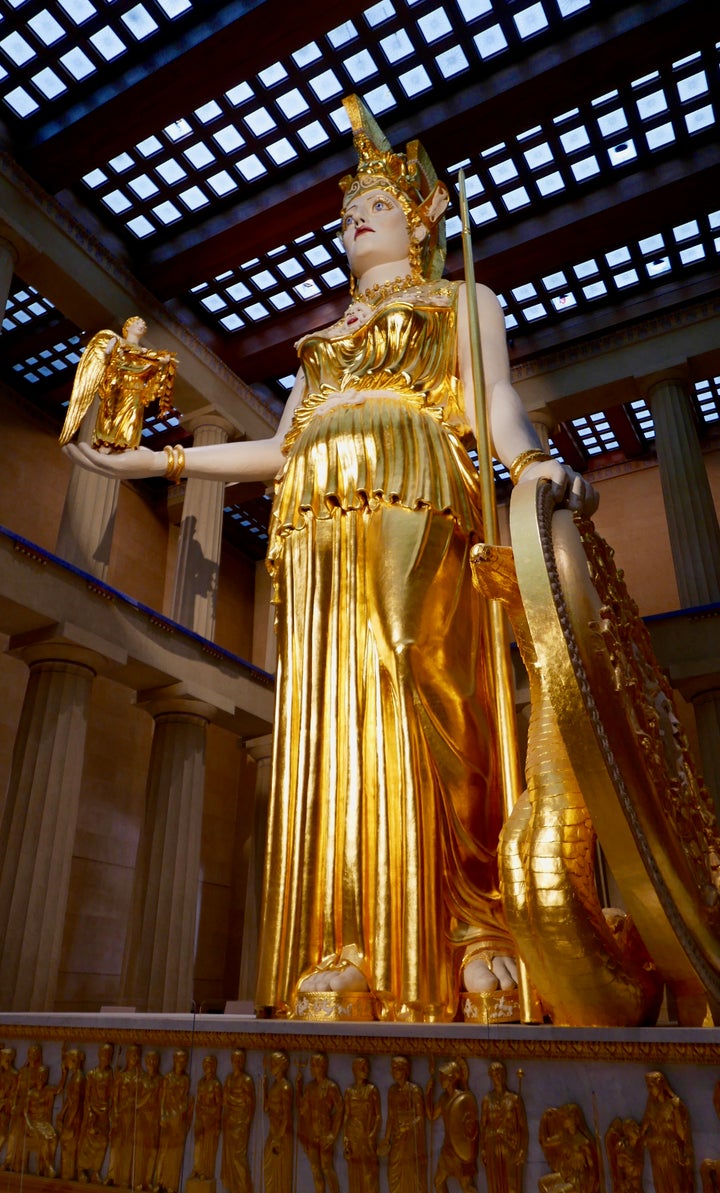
left=220, top=1049, right=255, bottom=1193
left=106, top=1044, right=143, bottom=1188
left=538, top=1104, right=599, bottom=1193
left=135, top=1051, right=162, bottom=1191
left=78, top=1042, right=115, bottom=1183
left=605, top=1117, right=643, bottom=1193
left=0, top=1047, right=18, bottom=1162
left=56, top=1047, right=86, bottom=1180
left=426, top=1060, right=479, bottom=1193
left=59, top=316, right=176, bottom=454
left=4, top=1043, right=46, bottom=1172
left=22, top=1064, right=59, bottom=1177
left=154, top=1049, right=194, bottom=1193
left=640, top=1070, right=694, bottom=1193
left=296, top=1053, right=343, bottom=1193
left=479, top=1062, right=527, bottom=1193
left=378, top=1056, right=427, bottom=1193
left=263, top=1051, right=292, bottom=1193
left=342, top=1056, right=381, bottom=1193
left=191, top=1055, right=222, bottom=1181
left=700, top=1076, right=720, bottom=1192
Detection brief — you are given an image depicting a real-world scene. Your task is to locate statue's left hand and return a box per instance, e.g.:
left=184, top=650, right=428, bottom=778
left=517, top=458, right=599, bottom=516
left=63, top=441, right=166, bottom=479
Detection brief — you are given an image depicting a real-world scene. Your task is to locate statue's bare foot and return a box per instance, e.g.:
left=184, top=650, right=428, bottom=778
left=462, top=955, right=518, bottom=993
left=298, top=962, right=368, bottom=994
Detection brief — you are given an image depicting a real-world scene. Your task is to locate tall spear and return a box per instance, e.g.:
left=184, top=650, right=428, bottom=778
left=458, top=170, right=539, bottom=1023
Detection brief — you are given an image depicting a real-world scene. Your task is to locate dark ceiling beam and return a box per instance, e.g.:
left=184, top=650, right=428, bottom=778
left=140, top=0, right=712, bottom=297
left=22, top=0, right=375, bottom=192
left=605, top=405, right=646, bottom=458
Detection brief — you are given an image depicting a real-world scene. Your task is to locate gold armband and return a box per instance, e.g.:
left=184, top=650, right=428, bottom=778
left=509, top=448, right=551, bottom=486
left=164, top=444, right=186, bottom=485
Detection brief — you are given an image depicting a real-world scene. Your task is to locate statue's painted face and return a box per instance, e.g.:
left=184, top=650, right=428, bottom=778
left=341, top=189, right=412, bottom=278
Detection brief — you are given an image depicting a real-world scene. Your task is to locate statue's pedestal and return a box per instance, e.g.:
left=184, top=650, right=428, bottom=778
left=0, top=1012, right=718, bottom=1191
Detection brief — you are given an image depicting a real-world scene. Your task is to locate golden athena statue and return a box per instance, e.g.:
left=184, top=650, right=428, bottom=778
left=59, top=316, right=176, bottom=453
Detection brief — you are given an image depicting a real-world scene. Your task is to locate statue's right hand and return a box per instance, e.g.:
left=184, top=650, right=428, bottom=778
left=63, top=442, right=165, bottom=479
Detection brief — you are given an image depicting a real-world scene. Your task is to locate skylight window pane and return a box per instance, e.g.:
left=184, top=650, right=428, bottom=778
left=90, top=26, right=126, bottom=60
left=128, top=173, right=158, bottom=198
left=246, top=302, right=270, bottom=320
left=685, top=105, right=714, bottom=134
left=399, top=64, right=432, bottom=96
left=646, top=256, right=670, bottom=276
left=195, top=100, right=222, bottom=124
left=462, top=173, right=483, bottom=198
left=345, top=49, right=378, bottom=82
left=245, top=106, right=276, bottom=136
left=436, top=46, right=469, bottom=78
left=269, top=292, right=294, bottom=311
left=165, top=117, right=192, bottom=141
left=292, top=41, right=322, bottom=67
left=309, top=69, right=342, bottom=100
left=608, top=140, right=636, bottom=165
left=678, top=70, right=708, bottom=102
left=226, top=281, right=250, bottom=301
left=606, top=247, right=631, bottom=266
left=513, top=3, right=549, bottom=38
left=646, top=122, right=675, bottom=150
left=542, top=271, right=568, bottom=290
left=136, top=135, right=163, bottom=156
left=523, top=303, right=547, bottom=321
left=574, top=259, right=598, bottom=278
left=536, top=171, right=564, bottom=196
left=583, top=281, right=607, bottom=299
left=305, top=245, right=331, bottom=266
left=552, top=292, right=577, bottom=310
left=103, top=189, right=132, bottom=214
left=153, top=200, right=182, bottom=224
left=637, top=90, right=668, bottom=120
left=298, top=121, right=330, bottom=149
left=267, top=137, right=297, bottom=165
left=183, top=142, right=215, bottom=169
left=597, top=108, right=628, bottom=136
left=614, top=268, right=639, bottom=288
left=179, top=185, right=208, bottom=210
left=418, top=7, right=452, bottom=42
left=560, top=126, right=590, bottom=152
left=58, top=0, right=96, bottom=23
left=279, top=258, right=302, bottom=278
left=58, top=45, right=92, bottom=78
left=259, top=61, right=288, bottom=87
left=639, top=233, right=664, bottom=254
left=557, top=0, right=590, bottom=13
left=327, top=21, right=358, bottom=48
left=154, top=0, right=192, bottom=15
left=156, top=158, right=187, bottom=183
left=474, top=25, right=508, bottom=59
left=503, top=186, right=530, bottom=210
left=4, top=86, right=39, bottom=116
left=365, top=0, right=395, bottom=26
left=277, top=89, right=309, bottom=119
left=201, top=293, right=226, bottom=312
left=31, top=68, right=66, bottom=98
left=28, top=11, right=66, bottom=45
left=207, top=170, right=237, bottom=196
left=470, top=201, right=496, bottom=225
left=571, top=155, right=599, bottom=181
left=236, top=154, right=266, bottom=181
left=83, top=168, right=107, bottom=188
left=220, top=313, right=244, bottom=331
left=679, top=244, right=704, bottom=265
left=0, top=32, right=35, bottom=65
left=214, top=125, right=245, bottom=153
left=457, top=0, right=492, bottom=16
left=365, top=84, right=396, bottom=114
left=225, top=81, right=253, bottom=106
left=322, top=268, right=347, bottom=288
left=489, top=159, right=518, bottom=184
left=329, top=105, right=351, bottom=133
left=251, top=270, right=277, bottom=291
left=122, top=5, right=158, bottom=38
left=512, top=283, right=537, bottom=301
left=108, top=151, right=134, bottom=172
left=524, top=142, right=553, bottom=168
left=295, top=280, right=321, bottom=299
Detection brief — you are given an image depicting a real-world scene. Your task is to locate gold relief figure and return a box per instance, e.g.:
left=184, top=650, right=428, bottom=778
left=700, top=1076, right=720, bottom=1192
left=4, top=1043, right=46, bottom=1173
left=191, top=1056, right=222, bottom=1181
left=426, top=1060, right=479, bottom=1193
left=378, top=1057, right=427, bottom=1193
left=263, top=1052, right=292, bottom=1193
left=22, top=1064, right=59, bottom=1177
left=78, top=1042, right=115, bottom=1183
left=342, top=1057, right=381, bottom=1193
left=640, top=1071, right=694, bottom=1193
left=0, top=1047, right=18, bottom=1162
left=605, top=1118, right=643, bottom=1193
left=296, top=1053, right=343, bottom=1193
left=479, top=1062, right=527, bottom=1193
left=154, top=1049, right=194, bottom=1193
left=135, top=1051, right=163, bottom=1191
left=106, top=1044, right=143, bottom=1188
left=220, top=1049, right=255, bottom=1193
left=538, top=1104, right=599, bottom=1193
left=57, top=1047, right=86, bottom=1180
left=59, top=316, right=176, bottom=454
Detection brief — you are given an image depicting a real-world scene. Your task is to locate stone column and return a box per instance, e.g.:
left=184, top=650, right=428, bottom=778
left=0, top=236, right=18, bottom=317
left=645, top=369, right=720, bottom=607
left=55, top=400, right=120, bottom=581
left=645, top=368, right=720, bottom=816
left=0, top=639, right=101, bottom=1010
left=170, top=414, right=237, bottom=640
left=237, top=733, right=273, bottom=1003
left=121, top=690, right=215, bottom=1012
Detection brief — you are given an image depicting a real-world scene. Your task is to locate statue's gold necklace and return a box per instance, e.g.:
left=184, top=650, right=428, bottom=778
left=356, top=272, right=422, bottom=308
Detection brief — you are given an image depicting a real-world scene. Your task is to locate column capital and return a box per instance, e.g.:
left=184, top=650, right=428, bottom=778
left=135, top=682, right=217, bottom=723
left=183, top=409, right=244, bottom=440
left=527, top=406, right=557, bottom=435
left=636, top=363, right=692, bottom=403
left=0, top=236, right=18, bottom=265
left=245, top=733, right=273, bottom=762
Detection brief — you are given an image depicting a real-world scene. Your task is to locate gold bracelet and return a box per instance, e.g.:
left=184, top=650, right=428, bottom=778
left=164, top=444, right=175, bottom=479
left=173, top=445, right=186, bottom=484
left=165, top=444, right=186, bottom=485
left=509, top=448, right=551, bottom=486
